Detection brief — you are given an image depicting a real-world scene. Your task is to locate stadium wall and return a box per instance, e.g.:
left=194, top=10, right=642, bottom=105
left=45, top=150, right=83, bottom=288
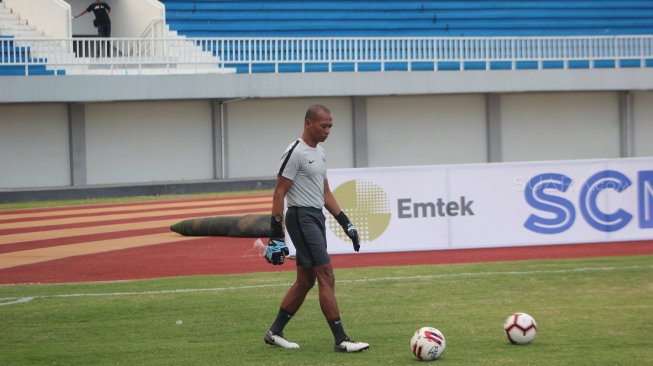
left=0, top=103, right=70, bottom=188
left=84, top=100, right=213, bottom=184
left=2, top=68, right=652, bottom=103
left=1, top=89, right=652, bottom=192
left=633, top=92, right=653, bottom=157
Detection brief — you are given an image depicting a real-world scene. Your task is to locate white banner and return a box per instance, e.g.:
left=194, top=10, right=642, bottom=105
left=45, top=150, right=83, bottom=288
left=291, top=157, right=653, bottom=255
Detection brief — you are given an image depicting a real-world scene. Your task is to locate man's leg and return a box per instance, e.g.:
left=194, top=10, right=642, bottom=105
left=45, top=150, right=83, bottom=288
left=314, top=263, right=369, bottom=352
left=279, top=266, right=316, bottom=313
left=265, top=266, right=316, bottom=349
left=314, top=263, right=345, bottom=342
left=97, top=25, right=110, bottom=57
left=104, top=24, right=111, bottom=57
left=314, top=263, right=340, bottom=320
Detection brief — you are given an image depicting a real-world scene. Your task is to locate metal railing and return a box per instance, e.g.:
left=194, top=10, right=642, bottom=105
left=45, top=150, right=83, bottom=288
left=202, top=35, right=653, bottom=73
left=1, top=35, right=652, bottom=75
left=140, top=18, right=166, bottom=40
left=0, top=37, right=225, bottom=75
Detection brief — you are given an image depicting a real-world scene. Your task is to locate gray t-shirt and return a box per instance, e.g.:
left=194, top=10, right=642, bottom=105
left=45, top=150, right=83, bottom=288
left=278, top=139, right=326, bottom=209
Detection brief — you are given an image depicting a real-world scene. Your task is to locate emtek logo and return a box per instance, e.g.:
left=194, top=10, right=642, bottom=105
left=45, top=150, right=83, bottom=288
left=397, top=197, right=474, bottom=218
left=524, top=170, right=653, bottom=234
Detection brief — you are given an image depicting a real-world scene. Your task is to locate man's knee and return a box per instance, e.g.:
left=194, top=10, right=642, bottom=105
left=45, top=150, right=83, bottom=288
left=314, top=264, right=335, bottom=287
left=296, top=268, right=316, bottom=290
left=297, top=277, right=316, bottom=291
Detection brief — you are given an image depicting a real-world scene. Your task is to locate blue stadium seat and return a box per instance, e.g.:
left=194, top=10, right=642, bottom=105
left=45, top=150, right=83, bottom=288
left=0, top=65, right=63, bottom=76
left=0, top=36, right=65, bottom=76
left=160, top=0, right=653, bottom=73
left=161, top=0, right=653, bottom=37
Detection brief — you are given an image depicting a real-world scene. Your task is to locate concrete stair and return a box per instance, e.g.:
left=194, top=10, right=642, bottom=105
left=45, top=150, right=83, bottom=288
left=0, top=3, right=233, bottom=75
left=0, top=4, right=44, bottom=38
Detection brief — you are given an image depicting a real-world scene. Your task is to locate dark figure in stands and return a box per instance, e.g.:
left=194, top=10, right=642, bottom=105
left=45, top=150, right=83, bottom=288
left=73, top=0, right=111, bottom=57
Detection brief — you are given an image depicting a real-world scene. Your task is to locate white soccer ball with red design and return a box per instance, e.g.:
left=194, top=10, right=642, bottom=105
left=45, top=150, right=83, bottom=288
left=410, top=326, right=446, bottom=361
left=503, top=312, right=537, bottom=344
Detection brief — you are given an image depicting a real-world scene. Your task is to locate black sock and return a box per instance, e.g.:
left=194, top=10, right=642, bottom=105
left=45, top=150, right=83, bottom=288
left=269, top=308, right=294, bottom=335
left=327, top=317, right=347, bottom=344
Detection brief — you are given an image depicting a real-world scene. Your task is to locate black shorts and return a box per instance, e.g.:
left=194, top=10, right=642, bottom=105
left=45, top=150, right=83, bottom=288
left=285, top=206, right=330, bottom=268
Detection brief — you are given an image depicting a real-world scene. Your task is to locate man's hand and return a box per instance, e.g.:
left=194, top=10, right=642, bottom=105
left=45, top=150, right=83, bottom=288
left=344, top=222, right=360, bottom=252
left=265, top=239, right=289, bottom=265
left=265, top=215, right=288, bottom=265
left=335, top=211, right=360, bottom=252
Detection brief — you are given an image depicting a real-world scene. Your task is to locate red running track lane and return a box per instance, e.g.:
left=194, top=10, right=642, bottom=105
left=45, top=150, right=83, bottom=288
left=0, top=205, right=270, bottom=236
left=0, top=193, right=272, bottom=216
left=1, top=238, right=651, bottom=284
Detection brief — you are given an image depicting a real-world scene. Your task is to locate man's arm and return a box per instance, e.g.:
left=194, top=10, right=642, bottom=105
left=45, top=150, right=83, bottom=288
left=73, top=10, right=88, bottom=19
left=271, top=175, right=292, bottom=227
left=324, top=178, right=360, bottom=251
left=264, top=175, right=292, bottom=265
left=323, top=178, right=342, bottom=217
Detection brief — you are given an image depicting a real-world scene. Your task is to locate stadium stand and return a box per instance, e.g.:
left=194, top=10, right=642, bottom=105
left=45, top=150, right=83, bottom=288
left=0, top=36, right=63, bottom=76
left=160, top=0, right=653, bottom=73
left=0, top=2, right=65, bottom=76
left=161, top=0, right=653, bottom=37
left=0, top=1, right=651, bottom=75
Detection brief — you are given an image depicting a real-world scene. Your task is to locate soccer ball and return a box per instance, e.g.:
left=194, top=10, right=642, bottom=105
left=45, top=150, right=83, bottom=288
left=503, top=312, right=537, bottom=344
left=410, top=327, right=446, bottom=361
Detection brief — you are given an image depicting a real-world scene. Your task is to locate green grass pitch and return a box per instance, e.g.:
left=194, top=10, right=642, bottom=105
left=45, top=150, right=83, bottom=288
left=1, top=254, right=652, bottom=365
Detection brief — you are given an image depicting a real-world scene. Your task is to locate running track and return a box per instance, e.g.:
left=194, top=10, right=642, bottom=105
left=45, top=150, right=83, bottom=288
left=0, top=194, right=651, bottom=284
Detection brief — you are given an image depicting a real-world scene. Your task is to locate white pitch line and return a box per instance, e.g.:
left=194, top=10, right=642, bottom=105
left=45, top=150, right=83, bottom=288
left=1, top=264, right=652, bottom=307
left=0, top=296, right=34, bottom=306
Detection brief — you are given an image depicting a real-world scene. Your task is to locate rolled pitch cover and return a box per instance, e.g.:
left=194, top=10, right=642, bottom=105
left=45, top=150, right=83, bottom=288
left=170, top=214, right=270, bottom=238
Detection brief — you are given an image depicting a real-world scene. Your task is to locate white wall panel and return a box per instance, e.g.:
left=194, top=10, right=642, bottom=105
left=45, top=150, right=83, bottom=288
left=225, top=98, right=353, bottom=179
left=366, top=95, right=487, bottom=167
left=0, top=104, right=70, bottom=188
left=501, top=92, right=620, bottom=162
left=633, top=91, right=653, bottom=157
left=85, top=101, right=213, bottom=185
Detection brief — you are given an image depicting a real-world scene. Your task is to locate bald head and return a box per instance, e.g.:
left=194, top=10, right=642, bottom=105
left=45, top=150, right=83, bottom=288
left=305, top=104, right=331, bottom=122
left=301, top=104, right=333, bottom=147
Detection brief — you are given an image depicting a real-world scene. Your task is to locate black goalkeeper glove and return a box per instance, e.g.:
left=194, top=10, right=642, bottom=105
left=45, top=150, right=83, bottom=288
left=335, top=211, right=360, bottom=252
left=265, top=215, right=289, bottom=265
left=265, top=239, right=289, bottom=265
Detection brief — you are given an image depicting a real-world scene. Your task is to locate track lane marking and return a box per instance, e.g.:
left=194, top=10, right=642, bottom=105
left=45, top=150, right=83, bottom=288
left=0, top=232, right=201, bottom=270
left=0, top=210, right=270, bottom=245
left=0, top=196, right=271, bottom=221
left=0, top=203, right=271, bottom=230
